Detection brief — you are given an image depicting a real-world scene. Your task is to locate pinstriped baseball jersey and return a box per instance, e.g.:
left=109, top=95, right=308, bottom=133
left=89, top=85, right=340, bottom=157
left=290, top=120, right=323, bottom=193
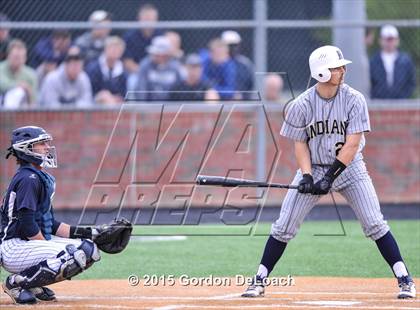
left=280, top=83, right=370, bottom=165
left=270, top=83, right=389, bottom=243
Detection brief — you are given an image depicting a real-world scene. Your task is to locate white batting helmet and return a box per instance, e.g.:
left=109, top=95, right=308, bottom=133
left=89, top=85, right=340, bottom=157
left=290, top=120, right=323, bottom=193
left=309, top=45, right=352, bottom=83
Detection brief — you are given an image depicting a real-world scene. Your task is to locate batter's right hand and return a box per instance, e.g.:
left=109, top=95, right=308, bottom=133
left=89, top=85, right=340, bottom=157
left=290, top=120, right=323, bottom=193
left=298, top=173, right=314, bottom=194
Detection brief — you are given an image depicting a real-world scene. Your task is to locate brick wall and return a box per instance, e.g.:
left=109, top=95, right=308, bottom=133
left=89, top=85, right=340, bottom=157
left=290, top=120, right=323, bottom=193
left=1, top=106, right=419, bottom=209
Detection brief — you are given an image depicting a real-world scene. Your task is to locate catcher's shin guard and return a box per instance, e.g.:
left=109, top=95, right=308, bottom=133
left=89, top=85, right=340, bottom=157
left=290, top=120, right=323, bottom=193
left=11, top=242, right=98, bottom=289
left=78, top=239, right=101, bottom=267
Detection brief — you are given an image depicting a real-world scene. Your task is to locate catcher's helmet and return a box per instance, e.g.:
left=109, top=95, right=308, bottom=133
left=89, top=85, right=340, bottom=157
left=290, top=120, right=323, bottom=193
left=6, top=126, right=57, bottom=168
left=309, top=45, right=352, bottom=83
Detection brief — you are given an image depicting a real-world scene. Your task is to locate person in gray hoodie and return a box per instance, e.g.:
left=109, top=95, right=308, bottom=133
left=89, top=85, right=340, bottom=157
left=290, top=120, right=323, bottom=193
left=39, top=47, right=93, bottom=107
left=132, top=36, right=183, bottom=101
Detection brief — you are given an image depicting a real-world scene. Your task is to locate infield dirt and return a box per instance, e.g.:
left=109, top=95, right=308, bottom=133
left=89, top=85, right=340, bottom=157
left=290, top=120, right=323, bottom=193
left=1, top=277, right=419, bottom=309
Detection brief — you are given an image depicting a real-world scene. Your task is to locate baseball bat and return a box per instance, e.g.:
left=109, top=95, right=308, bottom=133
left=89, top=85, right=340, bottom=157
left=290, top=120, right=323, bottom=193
left=196, top=175, right=299, bottom=189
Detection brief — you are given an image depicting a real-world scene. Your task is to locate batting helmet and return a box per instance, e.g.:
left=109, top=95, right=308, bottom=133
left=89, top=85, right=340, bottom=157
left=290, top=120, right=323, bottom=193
left=6, top=126, right=57, bottom=168
left=309, top=45, right=352, bottom=83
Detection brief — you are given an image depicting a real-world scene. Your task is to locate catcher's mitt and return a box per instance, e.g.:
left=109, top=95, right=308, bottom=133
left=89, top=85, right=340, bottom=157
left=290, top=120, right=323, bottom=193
left=93, top=218, right=133, bottom=254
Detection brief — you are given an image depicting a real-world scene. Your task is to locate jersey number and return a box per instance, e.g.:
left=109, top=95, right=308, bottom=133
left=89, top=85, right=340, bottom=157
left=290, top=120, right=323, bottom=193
left=335, top=142, right=345, bottom=156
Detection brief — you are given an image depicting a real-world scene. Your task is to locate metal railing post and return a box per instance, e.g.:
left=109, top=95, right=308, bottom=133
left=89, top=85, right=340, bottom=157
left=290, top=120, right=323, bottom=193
left=254, top=0, right=268, bottom=182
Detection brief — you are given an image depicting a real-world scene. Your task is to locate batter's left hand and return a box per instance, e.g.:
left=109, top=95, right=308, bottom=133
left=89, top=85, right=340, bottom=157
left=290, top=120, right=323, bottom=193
left=312, top=175, right=333, bottom=195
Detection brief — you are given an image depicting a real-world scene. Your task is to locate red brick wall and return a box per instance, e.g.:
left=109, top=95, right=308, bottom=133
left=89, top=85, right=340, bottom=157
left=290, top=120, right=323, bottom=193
left=1, top=106, right=419, bottom=209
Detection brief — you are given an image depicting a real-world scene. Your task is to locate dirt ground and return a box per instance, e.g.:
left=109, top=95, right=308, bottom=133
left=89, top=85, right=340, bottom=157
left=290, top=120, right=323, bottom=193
left=0, top=277, right=418, bottom=310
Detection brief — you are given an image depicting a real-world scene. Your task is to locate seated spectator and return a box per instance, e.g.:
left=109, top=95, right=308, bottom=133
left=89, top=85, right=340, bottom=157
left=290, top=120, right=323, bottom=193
left=165, top=31, right=184, bottom=60
left=74, top=10, right=112, bottom=66
left=36, top=54, right=62, bottom=90
left=0, top=13, right=12, bottom=61
left=134, top=36, right=183, bottom=101
left=30, top=29, right=71, bottom=69
left=169, top=53, right=218, bottom=102
left=86, top=36, right=127, bottom=104
left=123, top=3, right=162, bottom=75
left=39, top=47, right=92, bottom=106
left=0, top=39, right=37, bottom=107
left=202, top=38, right=236, bottom=100
left=263, top=73, right=284, bottom=103
left=370, top=25, right=416, bottom=99
left=221, top=30, right=254, bottom=99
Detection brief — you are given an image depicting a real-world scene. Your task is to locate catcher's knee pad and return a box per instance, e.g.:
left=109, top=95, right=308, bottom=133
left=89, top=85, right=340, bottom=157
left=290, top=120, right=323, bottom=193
left=78, top=240, right=101, bottom=267
left=14, top=245, right=89, bottom=289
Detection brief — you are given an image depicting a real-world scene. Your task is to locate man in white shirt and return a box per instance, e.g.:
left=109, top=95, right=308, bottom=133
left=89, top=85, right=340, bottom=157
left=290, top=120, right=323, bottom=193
left=369, top=25, right=415, bottom=99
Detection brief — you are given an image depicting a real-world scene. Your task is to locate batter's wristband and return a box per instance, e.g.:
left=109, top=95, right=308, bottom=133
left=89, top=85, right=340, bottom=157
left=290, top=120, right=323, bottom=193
left=70, top=226, right=92, bottom=239
left=325, top=159, right=346, bottom=181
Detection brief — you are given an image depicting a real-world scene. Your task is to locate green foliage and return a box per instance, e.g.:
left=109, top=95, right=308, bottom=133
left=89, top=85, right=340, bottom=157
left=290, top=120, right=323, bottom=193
left=366, top=0, right=420, bottom=19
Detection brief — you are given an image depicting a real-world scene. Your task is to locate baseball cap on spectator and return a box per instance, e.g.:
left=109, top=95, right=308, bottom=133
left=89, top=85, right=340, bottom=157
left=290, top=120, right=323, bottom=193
left=89, top=10, right=112, bottom=23
left=185, top=53, right=201, bottom=66
left=64, top=48, right=83, bottom=62
left=147, top=36, right=172, bottom=55
left=380, top=25, right=399, bottom=39
left=221, top=30, right=241, bottom=45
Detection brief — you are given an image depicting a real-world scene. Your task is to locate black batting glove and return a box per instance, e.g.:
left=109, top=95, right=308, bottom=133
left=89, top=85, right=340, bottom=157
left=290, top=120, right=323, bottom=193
left=312, top=175, right=333, bottom=195
left=312, top=159, right=347, bottom=195
left=298, top=173, right=314, bottom=194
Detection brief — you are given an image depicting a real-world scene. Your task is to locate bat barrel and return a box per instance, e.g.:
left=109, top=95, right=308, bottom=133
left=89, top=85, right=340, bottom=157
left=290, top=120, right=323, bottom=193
left=196, top=175, right=299, bottom=189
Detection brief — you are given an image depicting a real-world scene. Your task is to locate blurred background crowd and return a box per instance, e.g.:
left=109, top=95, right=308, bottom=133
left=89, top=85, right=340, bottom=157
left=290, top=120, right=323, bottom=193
left=0, top=1, right=418, bottom=108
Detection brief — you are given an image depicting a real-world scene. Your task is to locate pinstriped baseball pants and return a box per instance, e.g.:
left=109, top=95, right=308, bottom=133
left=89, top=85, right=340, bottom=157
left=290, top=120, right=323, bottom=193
left=271, top=159, right=389, bottom=242
left=0, top=236, right=83, bottom=274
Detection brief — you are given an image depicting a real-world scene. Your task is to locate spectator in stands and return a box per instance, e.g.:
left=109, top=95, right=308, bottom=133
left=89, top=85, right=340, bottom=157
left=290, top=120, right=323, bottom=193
left=0, top=13, right=12, bottom=61
left=36, top=54, right=61, bottom=90
left=74, top=10, right=112, bottom=66
left=134, top=36, right=183, bottom=101
left=169, top=53, right=218, bottom=101
left=39, top=47, right=92, bottom=106
left=202, top=38, right=236, bottom=100
left=31, top=29, right=71, bottom=69
left=370, top=25, right=416, bottom=99
left=263, top=73, right=284, bottom=104
left=221, top=30, right=254, bottom=99
left=0, top=39, right=37, bottom=107
left=86, top=36, right=127, bottom=104
left=165, top=31, right=184, bottom=60
left=123, top=4, right=162, bottom=76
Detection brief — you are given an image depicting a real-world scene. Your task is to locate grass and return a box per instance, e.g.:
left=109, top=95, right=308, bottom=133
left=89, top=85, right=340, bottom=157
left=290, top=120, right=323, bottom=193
left=85, top=220, right=420, bottom=280
left=1, top=220, right=419, bottom=281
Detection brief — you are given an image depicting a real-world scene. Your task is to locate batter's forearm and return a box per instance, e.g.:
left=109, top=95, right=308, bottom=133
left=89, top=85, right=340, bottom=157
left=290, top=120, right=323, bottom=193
left=294, top=141, right=312, bottom=174
left=336, top=144, right=359, bottom=166
left=337, top=133, right=362, bottom=165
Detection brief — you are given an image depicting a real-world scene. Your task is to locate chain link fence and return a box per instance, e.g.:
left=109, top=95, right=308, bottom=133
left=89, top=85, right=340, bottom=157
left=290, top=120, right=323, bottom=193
left=0, top=0, right=419, bottom=108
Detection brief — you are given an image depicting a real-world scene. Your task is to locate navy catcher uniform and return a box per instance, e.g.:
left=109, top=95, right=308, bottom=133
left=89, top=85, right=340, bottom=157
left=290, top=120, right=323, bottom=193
left=0, top=126, right=100, bottom=304
left=242, top=46, right=416, bottom=299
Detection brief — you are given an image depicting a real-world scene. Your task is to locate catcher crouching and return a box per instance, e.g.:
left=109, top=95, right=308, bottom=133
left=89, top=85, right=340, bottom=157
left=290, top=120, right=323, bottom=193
left=0, top=126, right=132, bottom=304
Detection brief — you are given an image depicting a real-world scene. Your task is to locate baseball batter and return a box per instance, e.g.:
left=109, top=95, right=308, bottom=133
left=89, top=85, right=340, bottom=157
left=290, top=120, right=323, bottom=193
left=242, top=46, right=416, bottom=299
left=0, top=126, right=101, bottom=304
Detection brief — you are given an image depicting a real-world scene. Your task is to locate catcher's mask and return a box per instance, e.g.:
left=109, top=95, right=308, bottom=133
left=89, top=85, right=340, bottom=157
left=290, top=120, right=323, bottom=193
left=6, top=126, right=57, bottom=168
